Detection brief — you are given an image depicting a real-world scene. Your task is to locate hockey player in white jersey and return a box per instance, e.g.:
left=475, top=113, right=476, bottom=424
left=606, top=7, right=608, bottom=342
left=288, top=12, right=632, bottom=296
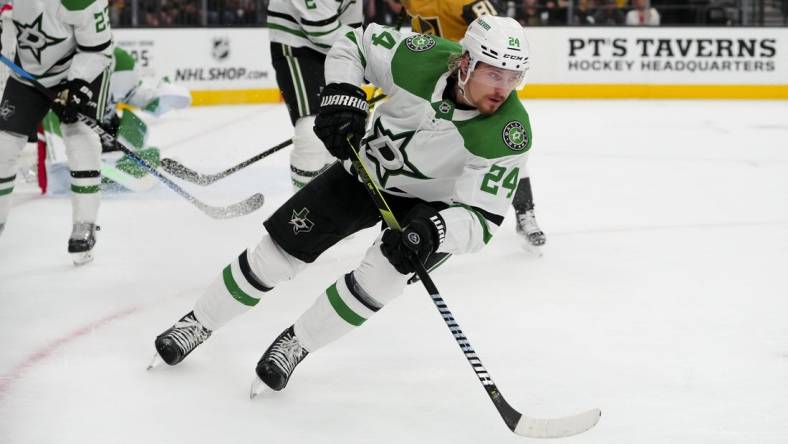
left=41, top=46, right=191, bottom=192
left=265, top=0, right=362, bottom=190
left=150, top=17, right=533, bottom=393
left=0, top=0, right=113, bottom=265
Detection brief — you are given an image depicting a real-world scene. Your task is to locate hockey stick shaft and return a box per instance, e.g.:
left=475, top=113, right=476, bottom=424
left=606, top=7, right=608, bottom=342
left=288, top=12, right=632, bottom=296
left=348, top=140, right=600, bottom=438
left=346, top=142, right=522, bottom=429
left=161, top=138, right=292, bottom=185
left=161, top=93, right=389, bottom=186
left=0, top=55, right=264, bottom=219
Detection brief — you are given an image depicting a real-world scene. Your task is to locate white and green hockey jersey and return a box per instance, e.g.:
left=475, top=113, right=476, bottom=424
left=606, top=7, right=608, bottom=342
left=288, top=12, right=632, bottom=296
left=11, top=0, right=113, bottom=88
left=266, top=0, right=362, bottom=54
left=327, top=24, right=533, bottom=256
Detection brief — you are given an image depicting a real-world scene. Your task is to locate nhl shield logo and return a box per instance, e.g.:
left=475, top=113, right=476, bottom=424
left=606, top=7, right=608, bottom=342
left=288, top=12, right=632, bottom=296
left=502, top=121, right=528, bottom=151
left=289, top=207, right=315, bottom=234
left=211, top=36, right=230, bottom=61
left=405, top=34, right=436, bottom=52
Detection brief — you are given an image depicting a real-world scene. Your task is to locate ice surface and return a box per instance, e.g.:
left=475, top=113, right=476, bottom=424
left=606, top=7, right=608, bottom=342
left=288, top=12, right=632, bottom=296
left=1, top=100, right=787, bottom=444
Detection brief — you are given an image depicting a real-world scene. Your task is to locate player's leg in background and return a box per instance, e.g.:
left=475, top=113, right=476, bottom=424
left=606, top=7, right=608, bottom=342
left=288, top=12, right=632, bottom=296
left=152, top=165, right=382, bottom=367
left=0, top=77, right=53, bottom=237
left=513, top=166, right=546, bottom=247
left=270, top=42, right=333, bottom=192
left=60, top=69, right=110, bottom=262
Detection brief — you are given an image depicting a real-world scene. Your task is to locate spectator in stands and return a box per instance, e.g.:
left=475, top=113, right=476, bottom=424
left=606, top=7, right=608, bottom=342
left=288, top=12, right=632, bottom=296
left=144, top=5, right=161, bottom=26
left=517, top=0, right=546, bottom=26
left=593, top=0, right=624, bottom=24
left=573, top=0, right=597, bottom=24
left=109, top=0, right=125, bottom=25
left=540, top=0, right=566, bottom=25
left=625, top=0, right=660, bottom=25
left=365, top=0, right=404, bottom=27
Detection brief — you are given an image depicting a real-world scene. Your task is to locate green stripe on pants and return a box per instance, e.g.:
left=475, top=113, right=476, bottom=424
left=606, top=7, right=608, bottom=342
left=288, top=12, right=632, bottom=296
left=71, top=185, right=100, bottom=193
left=222, top=265, right=261, bottom=307
left=326, top=282, right=366, bottom=326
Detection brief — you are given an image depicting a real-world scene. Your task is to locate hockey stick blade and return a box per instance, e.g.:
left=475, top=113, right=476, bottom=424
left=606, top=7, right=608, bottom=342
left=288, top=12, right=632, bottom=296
left=161, top=139, right=292, bottom=186
left=513, top=408, right=601, bottom=439
left=195, top=192, right=265, bottom=219
left=160, top=157, right=208, bottom=184
left=348, top=137, right=601, bottom=438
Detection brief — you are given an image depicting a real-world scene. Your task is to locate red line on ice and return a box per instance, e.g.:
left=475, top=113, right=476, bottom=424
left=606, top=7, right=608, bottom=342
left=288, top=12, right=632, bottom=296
left=0, top=306, right=140, bottom=400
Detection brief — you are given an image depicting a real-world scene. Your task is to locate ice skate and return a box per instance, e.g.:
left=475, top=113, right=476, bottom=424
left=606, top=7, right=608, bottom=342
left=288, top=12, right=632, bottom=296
left=148, top=311, right=212, bottom=370
left=68, top=222, right=98, bottom=266
left=515, top=209, right=546, bottom=246
left=250, top=325, right=308, bottom=398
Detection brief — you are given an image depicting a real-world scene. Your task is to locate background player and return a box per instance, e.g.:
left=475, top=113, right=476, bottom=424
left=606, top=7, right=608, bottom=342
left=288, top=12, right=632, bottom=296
left=265, top=0, right=362, bottom=190
left=0, top=0, right=114, bottom=265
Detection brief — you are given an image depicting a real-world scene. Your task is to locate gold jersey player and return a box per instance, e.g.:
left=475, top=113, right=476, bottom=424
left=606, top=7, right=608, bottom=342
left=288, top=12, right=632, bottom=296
left=402, top=0, right=545, bottom=247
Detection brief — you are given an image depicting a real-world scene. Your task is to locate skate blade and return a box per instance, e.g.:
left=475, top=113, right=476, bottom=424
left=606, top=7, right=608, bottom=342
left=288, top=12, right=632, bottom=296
left=520, top=240, right=544, bottom=258
left=249, top=376, right=269, bottom=399
left=147, top=353, right=164, bottom=371
left=71, top=251, right=94, bottom=266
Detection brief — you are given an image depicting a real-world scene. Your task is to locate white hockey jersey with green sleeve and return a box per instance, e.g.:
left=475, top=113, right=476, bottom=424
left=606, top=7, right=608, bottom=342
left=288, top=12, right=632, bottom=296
left=266, top=0, right=362, bottom=54
left=326, top=24, right=533, bottom=256
left=11, top=0, right=113, bottom=88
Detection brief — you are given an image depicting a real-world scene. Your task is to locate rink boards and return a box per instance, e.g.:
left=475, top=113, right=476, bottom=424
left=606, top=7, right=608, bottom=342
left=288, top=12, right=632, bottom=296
left=113, top=27, right=788, bottom=103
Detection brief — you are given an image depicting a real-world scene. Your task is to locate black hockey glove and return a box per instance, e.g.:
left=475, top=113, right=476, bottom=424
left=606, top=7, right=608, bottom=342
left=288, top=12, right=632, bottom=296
left=380, top=204, right=446, bottom=275
left=53, top=78, right=97, bottom=124
left=313, top=82, right=369, bottom=160
left=101, top=113, right=122, bottom=153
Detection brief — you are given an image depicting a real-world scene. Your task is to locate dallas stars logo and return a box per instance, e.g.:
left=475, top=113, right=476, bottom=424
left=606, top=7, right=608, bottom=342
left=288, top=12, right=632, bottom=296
left=502, top=121, right=528, bottom=151
left=289, top=207, right=314, bottom=234
left=405, top=34, right=436, bottom=52
left=14, top=13, right=67, bottom=64
left=363, top=118, right=430, bottom=187
left=0, top=100, right=16, bottom=121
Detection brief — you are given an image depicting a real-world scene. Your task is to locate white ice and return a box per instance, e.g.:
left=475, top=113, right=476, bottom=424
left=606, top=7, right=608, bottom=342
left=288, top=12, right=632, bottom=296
left=1, top=99, right=787, bottom=444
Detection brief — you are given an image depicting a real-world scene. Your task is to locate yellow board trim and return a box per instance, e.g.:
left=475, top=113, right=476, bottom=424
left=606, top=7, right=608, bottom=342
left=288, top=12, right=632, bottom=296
left=518, top=84, right=788, bottom=100
left=191, top=89, right=282, bottom=106
left=176, top=85, right=788, bottom=106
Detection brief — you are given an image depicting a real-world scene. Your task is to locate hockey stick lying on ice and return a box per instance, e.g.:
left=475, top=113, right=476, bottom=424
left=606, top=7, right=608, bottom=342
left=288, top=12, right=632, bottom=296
left=160, top=93, right=389, bottom=186
left=346, top=139, right=601, bottom=439
left=0, top=55, right=264, bottom=219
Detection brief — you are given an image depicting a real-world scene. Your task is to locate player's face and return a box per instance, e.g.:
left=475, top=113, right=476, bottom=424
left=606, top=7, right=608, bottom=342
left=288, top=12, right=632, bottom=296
left=466, top=62, right=523, bottom=114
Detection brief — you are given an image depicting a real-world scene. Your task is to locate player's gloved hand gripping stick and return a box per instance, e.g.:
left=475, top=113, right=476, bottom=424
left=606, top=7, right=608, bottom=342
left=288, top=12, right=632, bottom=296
left=0, top=55, right=264, bottom=219
left=347, top=137, right=601, bottom=439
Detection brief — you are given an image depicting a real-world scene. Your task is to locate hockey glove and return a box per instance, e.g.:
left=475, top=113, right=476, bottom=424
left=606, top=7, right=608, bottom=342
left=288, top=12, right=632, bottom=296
left=380, top=204, right=446, bottom=275
left=101, top=113, right=122, bottom=153
left=313, top=82, right=369, bottom=160
left=53, top=79, right=97, bottom=124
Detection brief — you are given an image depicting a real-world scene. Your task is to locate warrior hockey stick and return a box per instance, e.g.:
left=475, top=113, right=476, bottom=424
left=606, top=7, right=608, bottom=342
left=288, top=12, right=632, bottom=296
left=159, top=94, right=389, bottom=186
left=347, top=140, right=601, bottom=439
left=0, top=55, right=264, bottom=219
